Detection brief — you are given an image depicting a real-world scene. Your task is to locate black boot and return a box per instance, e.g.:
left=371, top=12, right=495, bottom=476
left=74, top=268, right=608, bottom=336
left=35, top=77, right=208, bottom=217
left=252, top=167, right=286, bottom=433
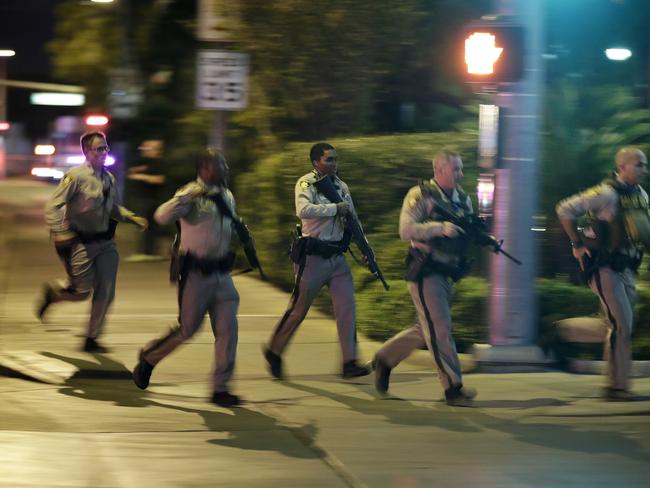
left=211, top=391, right=243, bottom=407
left=263, top=346, right=284, bottom=380
left=36, top=284, right=54, bottom=321
left=82, top=337, right=110, bottom=353
left=342, top=360, right=371, bottom=379
left=444, top=385, right=477, bottom=407
left=603, top=387, right=637, bottom=402
left=373, top=357, right=392, bottom=395
left=132, top=350, right=154, bottom=390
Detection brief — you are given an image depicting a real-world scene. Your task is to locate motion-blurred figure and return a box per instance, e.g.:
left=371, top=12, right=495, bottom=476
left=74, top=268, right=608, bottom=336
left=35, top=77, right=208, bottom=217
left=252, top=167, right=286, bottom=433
left=371, top=150, right=477, bottom=406
left=132, top=148, right=242, bottom=407
left=556, top=146, right=649, bottom=401
left=125, top=139, right=166, bottom=261
left=37, top=131, right=148, bottom=352
left=263, top=142, right=370, bottom=380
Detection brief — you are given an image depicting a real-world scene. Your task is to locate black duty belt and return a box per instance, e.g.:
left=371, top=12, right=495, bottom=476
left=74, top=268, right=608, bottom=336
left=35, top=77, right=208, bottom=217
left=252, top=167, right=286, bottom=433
left=583, top=249, right=643, bottom=277
left=405, top=248, right=471, bottom=282
left=184, top=252, right=235, bottom=275
left=74, top=220, right=118, bottom=244
left=304, top=237, right=348, bottom=259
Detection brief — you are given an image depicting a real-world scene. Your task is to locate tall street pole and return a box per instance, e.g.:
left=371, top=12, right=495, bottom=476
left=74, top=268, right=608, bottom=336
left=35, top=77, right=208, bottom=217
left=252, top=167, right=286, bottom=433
left=474, top=0, right=547, bottom=368
left=0, top=50, right=15, bottom=179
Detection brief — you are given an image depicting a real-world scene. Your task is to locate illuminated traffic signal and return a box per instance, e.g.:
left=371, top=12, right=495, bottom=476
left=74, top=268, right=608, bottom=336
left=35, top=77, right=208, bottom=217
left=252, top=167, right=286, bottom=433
left=463, top=22, right=524, bottom=83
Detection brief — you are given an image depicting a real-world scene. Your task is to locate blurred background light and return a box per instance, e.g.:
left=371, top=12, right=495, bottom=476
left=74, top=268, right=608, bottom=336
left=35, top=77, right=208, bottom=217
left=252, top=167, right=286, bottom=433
left=604, top=48, right=632, bottom=61
left=0, top=50, right=16, bottom=57
left=0, top=122, right=10, bottom=131
left=65, top=154, right=115, bottom=166
left=31, top=167, right=64, bottom=179
left=30, top=93, right=85, bottom=106
left=85, top=114, right=109, bottom=126
left=34, top=144, right=55, bottom=155
left=66, top=155, right=85, bottom=165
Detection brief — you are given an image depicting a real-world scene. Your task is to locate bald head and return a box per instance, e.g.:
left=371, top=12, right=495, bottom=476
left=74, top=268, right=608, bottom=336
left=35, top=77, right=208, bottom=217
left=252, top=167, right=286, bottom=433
left=615, top=146, right=648, bottom=186
left=616, top=146, right=647, bottom=169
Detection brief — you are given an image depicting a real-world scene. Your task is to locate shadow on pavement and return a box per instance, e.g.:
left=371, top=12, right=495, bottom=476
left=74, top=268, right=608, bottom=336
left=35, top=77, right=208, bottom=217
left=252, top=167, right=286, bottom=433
left=284, top=379, right=481, bottom=433
left=285, top=379, right=648, bottom=463
left=42, top=352, right=323, bottom=459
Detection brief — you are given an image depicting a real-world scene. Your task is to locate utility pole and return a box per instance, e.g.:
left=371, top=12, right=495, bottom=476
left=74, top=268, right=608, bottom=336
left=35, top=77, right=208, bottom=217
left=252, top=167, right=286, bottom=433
left=473, top=0, right=548, bottom=369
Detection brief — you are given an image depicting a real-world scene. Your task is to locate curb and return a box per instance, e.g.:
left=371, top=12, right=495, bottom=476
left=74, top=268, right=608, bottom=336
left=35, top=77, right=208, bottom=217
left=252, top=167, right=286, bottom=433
left=0, top=351, right=71, bottom=384
left=568, top=359, right=650, bottom=377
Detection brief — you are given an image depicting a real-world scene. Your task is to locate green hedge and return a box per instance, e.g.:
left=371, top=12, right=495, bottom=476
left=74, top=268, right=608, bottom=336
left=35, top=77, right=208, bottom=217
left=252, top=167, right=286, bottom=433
left=233, top=131, right=650, bottom=359
left=236, top=132, right=477, bottom=292
left=356, top=276, right=650, bottom=358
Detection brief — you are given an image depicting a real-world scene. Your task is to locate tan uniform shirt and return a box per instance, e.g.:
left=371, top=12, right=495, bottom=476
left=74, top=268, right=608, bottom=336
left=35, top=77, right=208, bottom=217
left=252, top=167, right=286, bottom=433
left=400, top=179, right=473, bottom=255
left=295, top=171, right=357, bottom=242
left=155, top=177, right=236, bottom=259
left=45, top=162, right=135, bottom=241
left=555, top=177, right=649, bottom=255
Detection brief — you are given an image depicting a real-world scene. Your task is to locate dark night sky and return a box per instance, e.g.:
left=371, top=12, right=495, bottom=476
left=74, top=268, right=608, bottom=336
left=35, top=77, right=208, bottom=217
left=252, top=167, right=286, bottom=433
left=0, top=0, right=57, bottom=80
left=0, top=0, right=80, bottom=138
left=1, top=0, right=648, bottom=139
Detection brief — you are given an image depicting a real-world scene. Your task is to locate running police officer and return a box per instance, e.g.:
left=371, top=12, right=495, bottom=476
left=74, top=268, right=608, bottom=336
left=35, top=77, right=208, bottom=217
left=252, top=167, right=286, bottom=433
left=37, top=131, right=148, bottom=352
left=263, top=142, right=370, bottom=380
left=556, top=146, right=649, bottom=401
left=132, top=148, right=242, bottom=407
left=371, top=149, right=477, bottom=406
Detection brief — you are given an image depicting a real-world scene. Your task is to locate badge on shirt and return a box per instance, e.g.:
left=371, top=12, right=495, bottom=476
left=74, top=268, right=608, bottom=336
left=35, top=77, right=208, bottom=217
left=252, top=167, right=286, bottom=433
left=300, top=180, right=311, bottom=190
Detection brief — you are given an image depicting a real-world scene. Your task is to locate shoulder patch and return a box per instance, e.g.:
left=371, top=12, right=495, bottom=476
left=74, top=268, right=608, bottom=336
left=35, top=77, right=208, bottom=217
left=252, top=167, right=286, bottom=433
left=61, top=175, right=73, bottom=187
left=406, top=187, right=422, bottom=209
left=300, top=180, right=311, bottom=190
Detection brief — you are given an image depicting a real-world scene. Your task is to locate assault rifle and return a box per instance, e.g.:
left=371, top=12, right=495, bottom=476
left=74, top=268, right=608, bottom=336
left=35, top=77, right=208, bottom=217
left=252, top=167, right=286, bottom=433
left=207, top=193, right=267, bottom=279
left=432, top=200, right=522, bottom=266
left=313, top=175, right=390, bottom=290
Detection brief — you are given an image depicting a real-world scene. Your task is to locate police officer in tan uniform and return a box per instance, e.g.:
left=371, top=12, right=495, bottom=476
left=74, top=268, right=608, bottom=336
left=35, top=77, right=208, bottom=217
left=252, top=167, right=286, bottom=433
left=372, top=150, right=477, bottom=406
left=263, top=142, right=370, bottom=380
left=37, top=131, right=148, bottom=352
left=556, top=146, right=649, bottom=401
left=133, top=148, right=242, bottom=407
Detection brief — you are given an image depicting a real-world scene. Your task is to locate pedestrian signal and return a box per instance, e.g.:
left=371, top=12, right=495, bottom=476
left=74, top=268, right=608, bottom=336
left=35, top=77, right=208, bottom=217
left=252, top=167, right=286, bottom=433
left=463, top=22, right=524, bottom=83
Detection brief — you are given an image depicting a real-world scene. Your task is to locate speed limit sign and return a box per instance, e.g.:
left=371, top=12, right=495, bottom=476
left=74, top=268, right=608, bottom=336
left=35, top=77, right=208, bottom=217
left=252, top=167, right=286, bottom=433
left=196, top=50, right=249, bottom=110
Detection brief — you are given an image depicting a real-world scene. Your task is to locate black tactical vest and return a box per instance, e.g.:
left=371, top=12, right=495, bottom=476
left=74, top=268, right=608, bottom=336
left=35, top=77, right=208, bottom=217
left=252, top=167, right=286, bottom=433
left=582, top=177, right=650, bottom=251
left=419, top=180, right=472, bottom=258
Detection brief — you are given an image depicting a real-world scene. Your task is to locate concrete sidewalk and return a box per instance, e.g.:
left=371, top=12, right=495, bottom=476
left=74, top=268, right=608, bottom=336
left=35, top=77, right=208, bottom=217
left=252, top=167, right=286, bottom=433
left=1, top=179, right=649, bottom=488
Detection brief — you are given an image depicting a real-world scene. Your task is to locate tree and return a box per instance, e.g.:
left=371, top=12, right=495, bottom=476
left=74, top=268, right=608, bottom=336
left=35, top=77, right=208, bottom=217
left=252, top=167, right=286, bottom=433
left=225, top=0, right=486, bottom=139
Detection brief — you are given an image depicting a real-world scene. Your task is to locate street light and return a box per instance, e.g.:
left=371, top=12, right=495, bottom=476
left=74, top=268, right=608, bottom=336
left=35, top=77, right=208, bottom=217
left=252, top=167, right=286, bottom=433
left=605, top=47, right=632, bottom=61
left=0, top=49, right=16, bottom=179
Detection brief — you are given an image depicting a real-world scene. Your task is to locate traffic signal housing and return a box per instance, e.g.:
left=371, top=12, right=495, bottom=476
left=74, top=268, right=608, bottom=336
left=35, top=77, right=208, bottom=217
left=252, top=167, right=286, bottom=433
left=463, top=21, right=524, bottom=83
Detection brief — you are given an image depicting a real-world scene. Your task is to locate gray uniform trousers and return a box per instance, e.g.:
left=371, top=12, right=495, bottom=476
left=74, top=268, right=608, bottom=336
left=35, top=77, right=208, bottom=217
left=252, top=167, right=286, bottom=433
left=142, top=270, right=239, bottom=393
left=375, top=273, right=462, bottom=392
left=49, top=239, right=118, bottom=339
left=589, top=266, right=636, bottom=390
left=269, top=253, right=358, bottom=362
